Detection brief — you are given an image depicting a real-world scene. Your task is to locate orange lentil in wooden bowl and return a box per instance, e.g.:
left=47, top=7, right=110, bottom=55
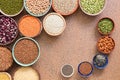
left=18, top=15, right=42, bottom=38
left=97, top=36, right=115, bottom=55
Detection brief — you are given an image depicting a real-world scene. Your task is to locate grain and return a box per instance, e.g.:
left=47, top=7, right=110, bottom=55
left=98, top=18, right=114, bottom=35
left=0, top=47, right=13, bottom=71
left=43, top=13, right=66, bottom=36
left=14, top=39, right=39, bottom=64
left=52, top=0, right=78, bottom=15
left=0, top=0, right=23, bottom=15
left=19, top=15, right=41, bottom=37
left=0, top=15, right=18, bottom=45
left=25, top=0, right=50, bottom=15
left=13, top=67, right=39, bottom=80
left=78, top=62, right=93, bottom=76
left=61, top=64, right=73, bottom=77
left=80, top=0, right=105, bottom=14
left=0, top=72, right=11, bottom=80
left=97, top=36, right=115, bottom=54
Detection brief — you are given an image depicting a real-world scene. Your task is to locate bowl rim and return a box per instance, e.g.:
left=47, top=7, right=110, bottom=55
left=79, top=0, right=107, bottom=16
left=0, top=0, right=24, bottom=17
left=60, top=64, right=74, bottom=78
left=18, top=15, right=43, bottom=38
left=97, top=17, right=115, bottom=35
left=43, top=12, right=66, bottom=36
left=52, top=0, right=79, bottom=16
left=24, top=0, right=52, bottom=17
left=12, top=37, right=40, bottom=66
left=0, top=72, right=12, bottom=80
left=0, top=15, right=19, bottom=46
left=97, top=36, right=115, bottom=54
left=78, top=61, right=94, bottom=77
left=93, top=54, right=108, bottom=69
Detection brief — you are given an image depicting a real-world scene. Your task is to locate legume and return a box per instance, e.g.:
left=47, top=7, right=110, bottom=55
left=0, top=15, right=18, bottom=45
left=25, top=0, right=50, bottom=15
left=98, top=18, right=114, bottom=35
left=80, top=0, right=105, bottom=14
left=0, top=0, right=23, bottom=15
left=97, top=36, right=115, bottom=54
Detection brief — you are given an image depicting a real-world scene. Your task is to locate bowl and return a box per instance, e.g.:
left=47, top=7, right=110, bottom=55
left=12, top=37, right=40, bottom=66
left=18, top=15, right=43, bottom=38
left=61, top=64, right=74, bottom=78
left=0, top=72, right=12, bottom=80
left=79, top=0, right=107, bottom=16
left=52, top=0, right=78, bottom=16
left=24, top=0, right=52, bottom=17
left=93, top=54, right=108, bottom=69
left=97, top=36, right=115, bottom=55
left=0, top=15, right=18, bottom=46
left=78, top=61, right=93, bottom=77
left=43, top=12, right=66, bottom=36
left=0, top=0, right=24, bottom=17
left=97, top=17, right=115, bottom=35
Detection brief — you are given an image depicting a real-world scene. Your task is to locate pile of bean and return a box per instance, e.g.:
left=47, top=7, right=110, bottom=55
left=25, top=0, right=50, bottom=15
left=97, top=36, right=115, bottom=54
left=0, top=15, right=18, bottom=45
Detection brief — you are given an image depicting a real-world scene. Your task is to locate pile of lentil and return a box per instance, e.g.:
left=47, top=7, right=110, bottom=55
left=98, top=18, right=114, bottom=35
left=80, top=0, right=105, bottom=14
left=14, top=39, right=39, bottom=64
left=25, top=0, right=50, bottom=15
left=0, top=15, right=18, bottom=45
left=0, top=0, right=23, bottom=15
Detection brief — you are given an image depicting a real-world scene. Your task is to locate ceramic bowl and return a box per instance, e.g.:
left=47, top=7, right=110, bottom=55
left=12, top=37, right=40, bottom=66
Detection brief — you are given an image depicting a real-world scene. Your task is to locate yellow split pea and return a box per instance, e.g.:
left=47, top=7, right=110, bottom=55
left=0, top=72, right=11, bottom=80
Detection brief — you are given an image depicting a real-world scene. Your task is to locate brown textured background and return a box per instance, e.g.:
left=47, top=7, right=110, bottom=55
left=5, top=0, right=120, bottom=80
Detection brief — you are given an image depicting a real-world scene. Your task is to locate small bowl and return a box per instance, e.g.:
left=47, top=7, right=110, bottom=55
left=0, top=46, right=13, bottom=71
left=93, top=54, right=108, bottom=69
left=52, top=0, right=79, bottom=16
left=0, top=0, right=24, bottom=17
left=0, top=72, right=12, bottom=80
left=97, top=36, right=115, bottom=55
left=12, top=37, right=40, bottom=66
left=78, top=61, right=93, bottom=77
left=43, top=12, right=66, bottom=36
left=0, top=15, right=19, bottom=46
left=13, top=67, right=40, bottom=80
left=79, top=0, right=107, bottom=16
left=61, top=64, right=74, bottom=78
left=97, top=17, right=115, bottom=35
left=24, top=0, right=52, bottom=17
left=18, top=15, right=43, bottom=38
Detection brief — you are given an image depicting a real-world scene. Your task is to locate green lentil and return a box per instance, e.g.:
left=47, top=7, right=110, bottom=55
left=0, top=0, right=23, bottom=15
left=80, top=0, right=105, bottom=14
left=98, top=18, right=114, bottom=34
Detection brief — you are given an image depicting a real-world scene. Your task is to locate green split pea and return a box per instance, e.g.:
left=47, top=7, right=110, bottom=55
left=98, top=18, right=114, bottom=34
left=0, top=0, right=23, bottom=15
left=80, top=0, right=105, bottom=14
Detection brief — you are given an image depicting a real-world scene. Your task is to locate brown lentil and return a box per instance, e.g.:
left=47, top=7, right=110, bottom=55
left=14, top=39, right=39, bottom=64
left=0, top=47, right=13, bottom=71
left=79, top=62, right=93, bottom=75
left=97, top=36, right=115, bottom=54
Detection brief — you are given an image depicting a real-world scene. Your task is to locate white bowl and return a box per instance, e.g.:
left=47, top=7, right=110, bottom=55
left=79, top=0, right=107, bottom=16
